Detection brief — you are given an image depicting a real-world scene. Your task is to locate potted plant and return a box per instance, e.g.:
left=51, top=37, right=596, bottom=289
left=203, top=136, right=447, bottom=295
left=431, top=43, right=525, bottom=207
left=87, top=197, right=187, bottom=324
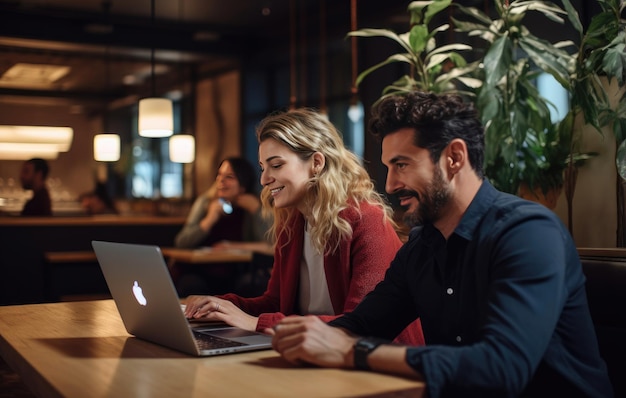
left=347, top=0, right=481, bottom=99
left=559, top=0, right=626, bottom=239
left=452, top=0, right=585, bottom=200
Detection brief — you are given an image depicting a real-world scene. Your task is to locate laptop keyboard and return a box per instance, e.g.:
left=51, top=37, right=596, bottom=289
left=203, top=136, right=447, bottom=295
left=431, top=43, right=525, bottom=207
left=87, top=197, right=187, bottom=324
left=193, top=331, right=247, bottom=350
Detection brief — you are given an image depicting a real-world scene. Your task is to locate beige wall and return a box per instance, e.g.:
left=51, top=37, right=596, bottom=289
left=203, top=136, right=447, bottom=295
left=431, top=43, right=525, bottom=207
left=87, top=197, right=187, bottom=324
left=193, top=70, right=241, bottom=196
left=554, top=79, right=624, bottom=248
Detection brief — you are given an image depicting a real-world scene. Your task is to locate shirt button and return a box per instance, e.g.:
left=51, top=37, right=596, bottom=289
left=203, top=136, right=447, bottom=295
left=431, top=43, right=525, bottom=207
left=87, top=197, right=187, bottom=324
left=456, top=336, right=462, bottom=343
left=446, top=288, right=454, bottom=295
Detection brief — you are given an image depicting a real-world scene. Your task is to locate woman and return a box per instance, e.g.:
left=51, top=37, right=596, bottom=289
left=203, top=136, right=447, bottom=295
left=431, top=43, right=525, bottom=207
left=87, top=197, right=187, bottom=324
left=173, top=157, right=272, bottom=295
left=185, top=109, right=423, bottom=345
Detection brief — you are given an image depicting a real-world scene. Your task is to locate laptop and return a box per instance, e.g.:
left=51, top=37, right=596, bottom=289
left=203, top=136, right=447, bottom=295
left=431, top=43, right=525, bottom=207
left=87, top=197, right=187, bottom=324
left=91, top=240, right=273, bottom=356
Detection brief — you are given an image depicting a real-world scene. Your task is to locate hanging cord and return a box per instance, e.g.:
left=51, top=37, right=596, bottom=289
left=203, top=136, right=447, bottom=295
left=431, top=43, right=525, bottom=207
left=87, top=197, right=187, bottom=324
left=299, top=0, right=307, bottom=107
left=289, top=0, right=297, bottom=109
left=319, top=0, right=327, bottom=114
left=150, top=0, right=156, bottom=96
left=350, top=0, right=358, bottom=103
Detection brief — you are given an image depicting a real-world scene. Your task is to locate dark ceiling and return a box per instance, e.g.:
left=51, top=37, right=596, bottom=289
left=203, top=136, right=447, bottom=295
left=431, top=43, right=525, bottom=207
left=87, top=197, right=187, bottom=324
left=0, top=0, right=417, bottom=114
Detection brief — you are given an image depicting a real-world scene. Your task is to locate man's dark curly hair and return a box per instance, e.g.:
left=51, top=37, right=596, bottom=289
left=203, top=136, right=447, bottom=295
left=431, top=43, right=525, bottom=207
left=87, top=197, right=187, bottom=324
left=369, top=91, right=485, bottom=178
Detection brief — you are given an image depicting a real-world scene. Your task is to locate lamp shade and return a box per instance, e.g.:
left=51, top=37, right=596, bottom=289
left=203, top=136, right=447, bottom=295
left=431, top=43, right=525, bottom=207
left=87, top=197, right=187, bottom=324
left=138, top=98, right=173, bottom=137
left=169, top=134, right=195, bottom=163
left=94, top=134, right=120, bottom=162
left=0, top=125, right=73, bottom=160
left=0, top=143, right=61, bottom=160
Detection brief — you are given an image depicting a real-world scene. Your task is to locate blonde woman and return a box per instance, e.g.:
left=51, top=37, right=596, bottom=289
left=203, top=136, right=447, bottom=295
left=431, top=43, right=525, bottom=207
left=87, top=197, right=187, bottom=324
left=185, top=109, right=423, bottom=345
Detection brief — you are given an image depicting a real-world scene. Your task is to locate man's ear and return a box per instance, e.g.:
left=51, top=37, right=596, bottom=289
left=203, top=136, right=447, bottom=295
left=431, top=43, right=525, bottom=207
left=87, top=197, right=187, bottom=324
left=446, top=139, right=467, bottom=175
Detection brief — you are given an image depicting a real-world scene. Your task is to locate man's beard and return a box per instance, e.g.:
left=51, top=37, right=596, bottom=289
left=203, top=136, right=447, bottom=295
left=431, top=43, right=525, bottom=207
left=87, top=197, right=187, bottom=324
left=402, top=166, right=451, bottom=228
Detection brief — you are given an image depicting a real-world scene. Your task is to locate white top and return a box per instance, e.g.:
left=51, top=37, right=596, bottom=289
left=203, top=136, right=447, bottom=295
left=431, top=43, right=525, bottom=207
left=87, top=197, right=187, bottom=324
left=298, top=223, right=334, bottom=315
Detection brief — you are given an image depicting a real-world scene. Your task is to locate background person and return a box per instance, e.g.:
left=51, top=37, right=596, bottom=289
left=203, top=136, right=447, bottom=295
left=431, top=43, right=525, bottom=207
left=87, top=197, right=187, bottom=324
left=270, top=92, right=612, bottom=398
left=173, top=157, right=272, bottom=296
left=79, top=182, right=118, bottom=215
left=19, top=157, right=51, bottom=216
left=184, top=108, right=424, bottom=346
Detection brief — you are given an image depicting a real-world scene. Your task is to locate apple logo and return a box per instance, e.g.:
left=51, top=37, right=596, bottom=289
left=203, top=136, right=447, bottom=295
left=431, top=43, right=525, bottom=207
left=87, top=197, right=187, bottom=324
left=132, top=281, right=147, bottom=306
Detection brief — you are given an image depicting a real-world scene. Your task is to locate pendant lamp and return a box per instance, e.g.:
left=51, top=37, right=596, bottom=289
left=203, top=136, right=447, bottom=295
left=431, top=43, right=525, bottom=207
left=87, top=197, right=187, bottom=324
left=138, top=0, right=173, bottom=138
left=169, top=134, right=195, bottom=163
left=94, top=25, right=121, bottom=162
left=94, top=134, right=120, bottom=162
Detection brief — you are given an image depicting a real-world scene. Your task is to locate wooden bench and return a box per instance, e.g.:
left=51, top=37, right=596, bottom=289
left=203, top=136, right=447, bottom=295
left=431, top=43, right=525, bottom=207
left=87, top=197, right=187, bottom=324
left=577, top=247, right=626, bottom=397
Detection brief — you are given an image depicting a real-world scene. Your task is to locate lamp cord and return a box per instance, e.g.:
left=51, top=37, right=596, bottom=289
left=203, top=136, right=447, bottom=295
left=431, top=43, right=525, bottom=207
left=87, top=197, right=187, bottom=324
left=150, top=0, right=156, bottom=96
left=350, top=0, right=358, bottom=103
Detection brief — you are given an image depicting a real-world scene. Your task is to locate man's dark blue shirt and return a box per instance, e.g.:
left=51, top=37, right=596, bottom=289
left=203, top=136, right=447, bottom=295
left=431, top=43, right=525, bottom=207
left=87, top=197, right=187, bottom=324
left=330, top=180, right=612, bottom=397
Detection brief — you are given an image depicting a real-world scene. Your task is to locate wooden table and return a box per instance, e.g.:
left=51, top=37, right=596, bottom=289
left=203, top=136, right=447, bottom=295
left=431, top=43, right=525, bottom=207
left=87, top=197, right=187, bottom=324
left=161, top=247, right=254, bottom=264
left=43, top=247, right=255, bottom=265
left=0, top=300, right=424, bottom=398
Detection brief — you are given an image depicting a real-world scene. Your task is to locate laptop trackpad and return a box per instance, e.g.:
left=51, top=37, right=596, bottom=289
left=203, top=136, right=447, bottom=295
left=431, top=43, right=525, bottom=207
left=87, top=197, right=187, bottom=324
left=198, top=327, right=271, bottom=344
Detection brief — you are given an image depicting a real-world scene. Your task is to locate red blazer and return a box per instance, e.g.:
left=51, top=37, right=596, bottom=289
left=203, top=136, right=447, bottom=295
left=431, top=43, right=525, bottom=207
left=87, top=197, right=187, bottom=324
left=219, top=201, right=424, bottom=345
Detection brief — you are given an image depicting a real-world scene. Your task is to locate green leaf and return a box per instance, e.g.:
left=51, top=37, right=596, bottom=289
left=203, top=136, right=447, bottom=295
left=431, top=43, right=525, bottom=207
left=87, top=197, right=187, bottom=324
left=456, top=76, right=483, bottom=89
left=454, top=4, right=494, bottom=26
left=409, top=24, right=429, bottom=53
left=561, top=0, right=583, bottom=35
left=408, top=1, right=433, bottom=25
left=603, top=43, right=626, bottom=85
left=508, top=1, right=567, bottom=22
left=423, top=0, right=452, bottom=25
left=483, top=35, right=512, bottom=89
left=428, top=43, right=473, bottom=56
left=451, top=18, right=491, bottom=35
left=355, top=54, right=413, bottom=87
left=519, top=36, right=572, bottom=87
left=348, top=29, right=413, bottom=54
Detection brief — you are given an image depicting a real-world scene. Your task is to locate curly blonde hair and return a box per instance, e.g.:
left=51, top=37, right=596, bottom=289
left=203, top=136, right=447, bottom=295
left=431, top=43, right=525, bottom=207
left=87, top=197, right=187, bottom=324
left=257, top=108, right=396, bottom=254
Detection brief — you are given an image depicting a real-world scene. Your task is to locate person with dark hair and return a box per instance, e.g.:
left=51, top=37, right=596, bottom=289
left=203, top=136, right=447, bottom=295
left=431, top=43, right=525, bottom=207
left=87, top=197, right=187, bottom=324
left=173, top=157, right=273, bottom=296
left=19, top=157, right=52, bottom=216
left=79, top=182, right=118, bottom=215
left=270, top=92, right=613, bottom=398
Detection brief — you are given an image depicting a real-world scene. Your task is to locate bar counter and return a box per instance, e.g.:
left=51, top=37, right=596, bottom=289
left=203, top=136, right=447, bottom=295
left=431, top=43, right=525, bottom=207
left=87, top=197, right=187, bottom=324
left=0, top=216, right=187, bottom=304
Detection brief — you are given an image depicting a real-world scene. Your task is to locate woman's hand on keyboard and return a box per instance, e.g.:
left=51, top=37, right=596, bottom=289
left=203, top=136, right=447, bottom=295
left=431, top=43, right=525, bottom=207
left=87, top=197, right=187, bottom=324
left=185, top=295, right=259, bottom=332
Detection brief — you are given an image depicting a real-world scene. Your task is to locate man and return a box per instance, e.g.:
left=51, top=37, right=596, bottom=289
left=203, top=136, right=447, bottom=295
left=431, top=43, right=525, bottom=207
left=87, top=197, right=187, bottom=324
left=20, top=157, right=52, bottom=216
left=270, top=92, right=612, bottom=397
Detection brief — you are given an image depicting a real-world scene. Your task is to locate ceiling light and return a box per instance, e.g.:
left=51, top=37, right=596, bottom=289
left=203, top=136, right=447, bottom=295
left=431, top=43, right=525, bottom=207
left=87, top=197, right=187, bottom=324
left=0, top=63, right=70, bottom=88
left=94, top=134, right=120, bottom=162
left=0, top=125, right=73, bottom=152
left=0, top=143, right=61, bottom=160
left=169, top=135, right=195, bottom=163
left=139, top=98, right=174, bottom=137
left=138, top=0, right=173, bottom=138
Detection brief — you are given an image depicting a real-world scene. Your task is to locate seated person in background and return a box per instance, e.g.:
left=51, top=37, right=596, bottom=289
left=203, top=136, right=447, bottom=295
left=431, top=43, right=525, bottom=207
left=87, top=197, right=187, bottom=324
left=270, top=92, right=613, bottom=397
left=20, top=157, right=52, bottom=216
left=184, top=108, right=424, bottom=346
left=79, top=183, right=118, bottom=215
left=173, top=157, right=273, bottom=295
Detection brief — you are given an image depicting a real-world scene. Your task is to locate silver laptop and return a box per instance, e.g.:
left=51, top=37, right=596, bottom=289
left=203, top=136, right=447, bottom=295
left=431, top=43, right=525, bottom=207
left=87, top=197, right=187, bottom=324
left=91, top=240, right=273, bottom=356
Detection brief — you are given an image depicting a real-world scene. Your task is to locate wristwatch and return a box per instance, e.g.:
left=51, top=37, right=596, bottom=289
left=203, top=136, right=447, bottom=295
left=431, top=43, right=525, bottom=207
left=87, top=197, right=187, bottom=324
left=353, top=337, right=386, bottom=370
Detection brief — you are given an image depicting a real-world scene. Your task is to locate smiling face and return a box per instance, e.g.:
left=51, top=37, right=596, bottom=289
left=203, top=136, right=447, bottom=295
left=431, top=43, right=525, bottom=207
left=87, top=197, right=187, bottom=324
left=382, top=128, right=452, bottom=227
left=215, top=161, right=245, bottom=202
left=259, top=138, right=315, bottom=212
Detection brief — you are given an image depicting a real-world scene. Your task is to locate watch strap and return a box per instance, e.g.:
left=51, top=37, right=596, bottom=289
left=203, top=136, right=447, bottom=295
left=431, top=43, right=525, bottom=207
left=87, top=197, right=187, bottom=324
left=353, top=337, right=386, bottom=370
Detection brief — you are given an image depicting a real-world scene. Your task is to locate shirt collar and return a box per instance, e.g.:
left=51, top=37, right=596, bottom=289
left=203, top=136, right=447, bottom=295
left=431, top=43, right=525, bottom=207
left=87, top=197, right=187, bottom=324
left=452, top=179, right=497, bottom=241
